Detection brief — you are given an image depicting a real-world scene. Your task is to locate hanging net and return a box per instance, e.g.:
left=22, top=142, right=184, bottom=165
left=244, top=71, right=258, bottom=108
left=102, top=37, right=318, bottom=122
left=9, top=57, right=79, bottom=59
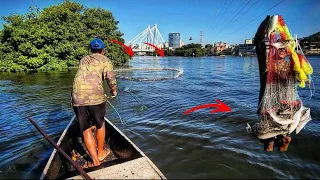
left=247, top=15, right=314, bottom=139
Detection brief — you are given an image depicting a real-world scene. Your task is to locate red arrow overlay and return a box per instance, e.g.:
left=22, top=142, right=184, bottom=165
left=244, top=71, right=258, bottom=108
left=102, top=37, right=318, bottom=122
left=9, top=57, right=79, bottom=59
left=110, top=39, right=134, bottom=57
left=183, top=99, right=232, bottom=115
left=144, top=42, right=165, bottom=57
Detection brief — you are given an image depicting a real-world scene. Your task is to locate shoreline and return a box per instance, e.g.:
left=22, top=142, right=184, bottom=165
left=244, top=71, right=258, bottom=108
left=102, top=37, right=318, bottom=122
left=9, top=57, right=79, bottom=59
left=0, top=65, right=132, bottom=73
left=1, top=55, right=319, bottom=73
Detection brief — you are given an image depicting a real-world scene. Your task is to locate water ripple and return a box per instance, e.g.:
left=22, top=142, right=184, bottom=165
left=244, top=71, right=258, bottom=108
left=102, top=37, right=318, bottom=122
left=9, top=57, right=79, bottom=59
left=0, top=57, right=320, bottom=179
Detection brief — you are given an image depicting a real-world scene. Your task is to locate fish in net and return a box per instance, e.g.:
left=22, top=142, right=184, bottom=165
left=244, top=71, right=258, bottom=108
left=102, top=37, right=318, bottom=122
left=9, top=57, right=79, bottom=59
left=247, top=15, right=314, bottom=139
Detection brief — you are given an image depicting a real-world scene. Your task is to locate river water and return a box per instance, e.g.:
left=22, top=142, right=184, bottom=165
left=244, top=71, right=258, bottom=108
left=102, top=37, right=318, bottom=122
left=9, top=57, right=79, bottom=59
left=0, top=56, right=319, bottom=179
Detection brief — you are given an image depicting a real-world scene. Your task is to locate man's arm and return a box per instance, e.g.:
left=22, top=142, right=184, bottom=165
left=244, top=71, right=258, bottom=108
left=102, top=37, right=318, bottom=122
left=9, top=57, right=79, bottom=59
left=254, top=15, right=270, bottom=114
left=103, top=60, right=117, bottom=97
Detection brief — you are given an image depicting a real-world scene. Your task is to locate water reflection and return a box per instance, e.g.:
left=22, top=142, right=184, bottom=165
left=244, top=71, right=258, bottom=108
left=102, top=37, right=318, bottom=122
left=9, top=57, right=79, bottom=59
left=214, top=58, right=226, bottom=75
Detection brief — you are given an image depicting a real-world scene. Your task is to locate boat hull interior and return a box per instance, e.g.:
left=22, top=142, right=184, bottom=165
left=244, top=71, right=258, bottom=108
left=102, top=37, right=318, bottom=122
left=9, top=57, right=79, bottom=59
left=43, top=118, right=143, bottom=179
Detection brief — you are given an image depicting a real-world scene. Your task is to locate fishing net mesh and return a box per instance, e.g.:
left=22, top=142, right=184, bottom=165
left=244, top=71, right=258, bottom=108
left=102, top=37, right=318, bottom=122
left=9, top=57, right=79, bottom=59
left=114, top=68, right=183, bottom=81
left=253, top=15, right=313, bottom=137
left=259, top=34, right=299, bottom=120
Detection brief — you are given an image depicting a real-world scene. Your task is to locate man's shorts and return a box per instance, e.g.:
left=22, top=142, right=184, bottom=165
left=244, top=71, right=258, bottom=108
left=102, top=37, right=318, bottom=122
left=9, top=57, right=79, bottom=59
left=73, top=102, right=106, bottom=133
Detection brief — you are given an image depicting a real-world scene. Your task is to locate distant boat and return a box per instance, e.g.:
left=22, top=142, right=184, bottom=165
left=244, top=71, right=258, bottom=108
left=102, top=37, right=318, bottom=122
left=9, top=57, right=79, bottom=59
left=40, top=116, right=166, bottom=179
left=239, top=52, right=243, bottom=57
left=219, top=54, right=226, bottom=57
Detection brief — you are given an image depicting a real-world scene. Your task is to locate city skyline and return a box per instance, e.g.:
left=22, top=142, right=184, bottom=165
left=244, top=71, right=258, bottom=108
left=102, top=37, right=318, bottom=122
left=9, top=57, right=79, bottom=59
left=0, top=0, right=319, bottom=45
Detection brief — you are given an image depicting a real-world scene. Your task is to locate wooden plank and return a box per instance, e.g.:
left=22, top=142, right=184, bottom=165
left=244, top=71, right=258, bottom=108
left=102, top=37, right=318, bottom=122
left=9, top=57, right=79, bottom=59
left=40, top=115, right=76, bottom=180
left=104, top=117, right=166, bottom=179
left=68, top=157, right=164, bottom=179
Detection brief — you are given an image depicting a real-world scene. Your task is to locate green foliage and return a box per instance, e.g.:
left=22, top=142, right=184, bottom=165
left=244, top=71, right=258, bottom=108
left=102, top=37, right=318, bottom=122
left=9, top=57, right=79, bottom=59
left=166, top=43, right=206, bottom=57
left=0, top=60, right=25, bottom=72
left=164, top=49, right=174, bottom=56
left=204, top=44, right=214, bottom=55
left=0, top=1, right=129, bottom=72
left=304, top=32, right=320, bottom=42
left=204, top=44, right=213, bottom=49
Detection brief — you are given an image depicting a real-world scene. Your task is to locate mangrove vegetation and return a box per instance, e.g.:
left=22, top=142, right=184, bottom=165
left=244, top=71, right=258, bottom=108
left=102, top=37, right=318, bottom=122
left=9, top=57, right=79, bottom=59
left=0, top=1, right=130, bottom=72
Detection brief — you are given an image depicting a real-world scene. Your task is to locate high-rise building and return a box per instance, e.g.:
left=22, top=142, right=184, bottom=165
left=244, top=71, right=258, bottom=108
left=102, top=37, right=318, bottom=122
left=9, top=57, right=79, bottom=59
left=169, top=33, right=181, bottom=48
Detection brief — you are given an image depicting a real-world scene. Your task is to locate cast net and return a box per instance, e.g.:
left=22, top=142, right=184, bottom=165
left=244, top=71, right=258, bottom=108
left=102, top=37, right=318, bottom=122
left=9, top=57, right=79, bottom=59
left=249, top=15, right=314, bottom=139
left=114, top=67, right=183, bottom=81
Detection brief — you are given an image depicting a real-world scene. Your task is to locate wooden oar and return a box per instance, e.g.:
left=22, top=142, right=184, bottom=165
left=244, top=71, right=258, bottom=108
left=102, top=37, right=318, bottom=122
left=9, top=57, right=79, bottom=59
left=28, top=117, right=92, bottom=180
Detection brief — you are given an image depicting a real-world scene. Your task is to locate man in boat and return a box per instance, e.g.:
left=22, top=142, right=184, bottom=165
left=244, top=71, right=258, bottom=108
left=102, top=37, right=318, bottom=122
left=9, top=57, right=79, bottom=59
left=71, top=38, right=117, bottom=167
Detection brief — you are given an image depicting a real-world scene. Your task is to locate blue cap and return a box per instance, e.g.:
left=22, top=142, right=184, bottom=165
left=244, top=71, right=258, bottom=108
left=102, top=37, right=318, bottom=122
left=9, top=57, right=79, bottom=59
left=90, top=38, right=105, bottom=50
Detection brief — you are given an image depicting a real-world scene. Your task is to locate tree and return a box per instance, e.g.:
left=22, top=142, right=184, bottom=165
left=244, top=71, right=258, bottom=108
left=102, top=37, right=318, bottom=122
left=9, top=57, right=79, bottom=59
left=165, top=49, right=174, bottom=56
left=0, top=1, right=130, bottom=72
left=169, top=43, right=205, bottom=57
left=204, top=44, right=214, bottom=55
left=205, top=44, right=213, bottom=49
left=222, top=48, right=232, bottom=55
left=304, top=32, right=320, bottom=42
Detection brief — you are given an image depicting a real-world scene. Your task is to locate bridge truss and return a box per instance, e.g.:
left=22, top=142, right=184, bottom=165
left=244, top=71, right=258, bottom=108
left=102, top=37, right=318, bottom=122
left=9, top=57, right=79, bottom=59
left=126, top=24, right=166, bottom=53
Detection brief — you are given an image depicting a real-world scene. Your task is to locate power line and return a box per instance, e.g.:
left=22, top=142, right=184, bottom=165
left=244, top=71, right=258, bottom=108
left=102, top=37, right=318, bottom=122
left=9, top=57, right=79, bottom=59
left=215, top=0, right=252, bottom=36
left=213, top=0, right=234, bottom=33
left=225, top=0, right=248, bottom=23
left=223, top=0, right=248, bottom=27
left=210, top=2, right=226, bottom=26
left=223, top=0, right=285, bottom=38
left=231, top=0, right=260, bottom=24
left=212, top=0, right=233, bottom=32
left=232, top=0, right=249, bottom=17
left=211, top=0, right=228, bottom=31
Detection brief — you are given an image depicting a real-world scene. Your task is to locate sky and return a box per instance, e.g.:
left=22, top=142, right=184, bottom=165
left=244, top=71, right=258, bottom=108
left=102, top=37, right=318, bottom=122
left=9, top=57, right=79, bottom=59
left=0, top=0, right=319, bottom=45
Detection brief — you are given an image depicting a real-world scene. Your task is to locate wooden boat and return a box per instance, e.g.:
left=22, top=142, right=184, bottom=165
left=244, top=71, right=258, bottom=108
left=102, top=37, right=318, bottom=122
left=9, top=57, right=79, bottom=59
left=40, top=115, right=166, bottom=179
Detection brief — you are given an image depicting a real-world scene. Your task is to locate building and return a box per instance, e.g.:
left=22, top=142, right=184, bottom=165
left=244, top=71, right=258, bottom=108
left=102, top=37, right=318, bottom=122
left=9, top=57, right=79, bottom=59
left=245, top=39, right=253, bottom=44
left=229, top=44, right=239, bottom=55
left=214, top=41, right=228, bottom=54
left=180, top=40, right=184, bottom=47
left=299, top=38, right=320, bottom=55
left=238, top=44, right=255, bottom=56
left=237, top=39, right=256, bottom=56
left=229, top=44, right=238, bottom=50
left=163, top=42, right=169, bottom=49
left=169, top=33, right=181, bottom=48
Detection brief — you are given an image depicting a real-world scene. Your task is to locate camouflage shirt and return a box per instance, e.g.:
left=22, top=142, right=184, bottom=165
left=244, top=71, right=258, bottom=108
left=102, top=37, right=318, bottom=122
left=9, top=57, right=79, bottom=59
left=71, top=53, right=117, bottom=106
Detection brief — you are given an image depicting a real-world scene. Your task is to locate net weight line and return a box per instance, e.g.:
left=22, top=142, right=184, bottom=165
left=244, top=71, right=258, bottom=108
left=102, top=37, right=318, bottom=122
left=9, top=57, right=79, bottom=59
left=114, top=67, right=183, bottom=81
